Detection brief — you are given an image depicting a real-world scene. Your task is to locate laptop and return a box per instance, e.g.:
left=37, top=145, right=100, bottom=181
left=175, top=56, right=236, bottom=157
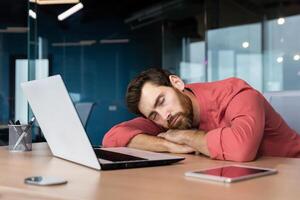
left=21, top=75, right=184, bottom=170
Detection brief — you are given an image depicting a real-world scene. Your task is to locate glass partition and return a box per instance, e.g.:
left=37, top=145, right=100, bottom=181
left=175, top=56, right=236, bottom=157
left=162, top=0, right=300, bottom=93
left=0, top=1, right=27, bottom=145
left=22, top=0, right=300, bottom=145
left=26, top=1, right=162, bottom=145
left=207, top=23, right=262, bottom=91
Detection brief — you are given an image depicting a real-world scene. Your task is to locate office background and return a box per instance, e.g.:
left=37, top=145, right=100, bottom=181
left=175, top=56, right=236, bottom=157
left=0, top=0, right=300, bottom=145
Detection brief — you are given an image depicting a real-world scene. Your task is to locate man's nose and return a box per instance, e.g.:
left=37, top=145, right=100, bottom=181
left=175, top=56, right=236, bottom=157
left=159, top=109, right=171, bottom=121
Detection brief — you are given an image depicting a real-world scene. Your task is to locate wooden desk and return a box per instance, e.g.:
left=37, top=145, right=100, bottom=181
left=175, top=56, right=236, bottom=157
left=1, top=143, right=300, bottom=200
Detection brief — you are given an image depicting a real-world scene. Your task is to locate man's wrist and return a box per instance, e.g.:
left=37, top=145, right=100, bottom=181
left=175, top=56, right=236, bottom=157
left=183, top=130, right=207, bottom=153
left=159, top=138, right=172, bottom=152
left=182, top=130, right=200, bottom=145
left=162, top=139, right=175, bottom=152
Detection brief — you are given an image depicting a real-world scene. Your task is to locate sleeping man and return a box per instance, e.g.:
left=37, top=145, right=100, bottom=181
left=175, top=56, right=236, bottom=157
left=102, top=68, right=300, bottom=162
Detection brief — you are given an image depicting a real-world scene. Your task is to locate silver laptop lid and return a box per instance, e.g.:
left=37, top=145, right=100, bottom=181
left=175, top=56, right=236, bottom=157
left=21, top=75, right=101, bottom=170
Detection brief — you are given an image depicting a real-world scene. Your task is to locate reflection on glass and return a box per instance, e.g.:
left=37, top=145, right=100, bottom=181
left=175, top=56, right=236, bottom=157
left=265, top=15, right=300, bottom=91
left=197, top=166, right=268, bottom=178
left=277, top=18, right=285, bottom=25
left=242, top=41, right=250, bottom=48
left=294, top=54, right=300, bottom=61
left=180, top=40, right=206, bottom=83
left=207, top=23, right=262, bottom=91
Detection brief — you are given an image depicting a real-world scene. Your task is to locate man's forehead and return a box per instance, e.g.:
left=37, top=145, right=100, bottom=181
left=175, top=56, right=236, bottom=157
left=138, top=82, right=162, bottom=114
left=142, top=82, right=160, bottom=94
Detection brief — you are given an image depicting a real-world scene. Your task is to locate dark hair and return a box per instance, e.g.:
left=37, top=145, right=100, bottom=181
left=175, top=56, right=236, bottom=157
left=126, top=68, right=173, bottom=116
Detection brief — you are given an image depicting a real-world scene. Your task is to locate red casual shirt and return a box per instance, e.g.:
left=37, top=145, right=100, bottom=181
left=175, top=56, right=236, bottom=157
left=102, top=78, right=300, bottom=161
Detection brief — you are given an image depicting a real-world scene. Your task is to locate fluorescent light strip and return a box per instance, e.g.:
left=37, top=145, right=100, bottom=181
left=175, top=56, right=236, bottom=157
left=52, top=40, right=96, bottom=47
left=30, top=0, right=79, bottom=5
left=58, top=2, right=83, bottom=21
left=100, top=39, right=130, bottom=44
left=0, top=27, right=28, bottom=33
left=29, top=9, right=37, bottom=19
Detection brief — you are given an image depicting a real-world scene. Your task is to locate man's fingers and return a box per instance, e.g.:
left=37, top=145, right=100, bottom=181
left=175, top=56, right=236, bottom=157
left=160, top=133, right=173, bottom=141
left=157, top=133, right=165, bottom=138
left=158, top=130, right=185, bottom=145
left=171, top=144, right=195, bottom=153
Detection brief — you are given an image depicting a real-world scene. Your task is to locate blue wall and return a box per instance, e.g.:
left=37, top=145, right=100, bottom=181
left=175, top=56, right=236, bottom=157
left=37, top=14, right=162, bottom=145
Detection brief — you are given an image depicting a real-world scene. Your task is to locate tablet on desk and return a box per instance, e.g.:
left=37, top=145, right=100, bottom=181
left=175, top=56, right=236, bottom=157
left=185, top=165, right=277, bottom=183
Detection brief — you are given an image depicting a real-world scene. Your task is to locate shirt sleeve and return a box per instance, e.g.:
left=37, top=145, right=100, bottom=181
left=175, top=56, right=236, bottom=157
left=102, top=117, right=164, bottom=147
left=205, top=89, right=265, bottom=162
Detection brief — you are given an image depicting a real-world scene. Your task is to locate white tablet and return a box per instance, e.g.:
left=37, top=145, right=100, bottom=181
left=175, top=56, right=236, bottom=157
left=185, top=165, right=277, bottom=183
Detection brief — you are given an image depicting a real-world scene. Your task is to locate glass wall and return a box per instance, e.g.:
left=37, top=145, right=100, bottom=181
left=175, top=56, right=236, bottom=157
left=264, top=15, right=300, bottom=91
left=2, top=0, right=299, bottom=145
left=162, top=0, right=300, bottom=93
left=27, top=1, right=162, bottom=145
left=0, top=2, right=27, bottom=145
left=207, top=23, right=263, bottom=91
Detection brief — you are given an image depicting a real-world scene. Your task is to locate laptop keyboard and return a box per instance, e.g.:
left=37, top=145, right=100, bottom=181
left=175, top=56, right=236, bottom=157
left=94, top=148, right=147, bottom=162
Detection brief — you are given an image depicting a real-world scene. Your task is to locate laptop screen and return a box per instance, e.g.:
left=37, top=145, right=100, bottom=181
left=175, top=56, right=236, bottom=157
left=94, top=149, right=147, bottom=162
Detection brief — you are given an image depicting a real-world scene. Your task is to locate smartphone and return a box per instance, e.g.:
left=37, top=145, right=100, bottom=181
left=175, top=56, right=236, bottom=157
left=185, top=165, right=277, bottom=183
left=24, top=176, right=68, bottom=186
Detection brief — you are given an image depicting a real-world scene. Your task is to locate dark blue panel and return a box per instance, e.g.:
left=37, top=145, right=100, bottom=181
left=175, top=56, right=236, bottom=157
left=40, top=17, right=162, bottom=145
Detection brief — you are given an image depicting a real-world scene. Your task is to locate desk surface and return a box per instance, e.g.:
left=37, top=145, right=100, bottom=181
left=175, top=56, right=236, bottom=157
left=0, top=143, right=300, bottom=200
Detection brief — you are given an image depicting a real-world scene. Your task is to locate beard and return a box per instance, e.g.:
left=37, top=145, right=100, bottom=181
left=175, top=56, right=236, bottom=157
left=167, top=88, right=194, bottom=130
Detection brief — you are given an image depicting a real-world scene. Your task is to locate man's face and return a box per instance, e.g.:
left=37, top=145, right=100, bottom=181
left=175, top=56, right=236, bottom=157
left=138, top=82, right=193, bottom=129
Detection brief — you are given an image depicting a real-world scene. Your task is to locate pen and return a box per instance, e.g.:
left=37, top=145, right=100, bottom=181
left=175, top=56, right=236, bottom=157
left=9, top=120, right=28, bottom=147
left=12, top=117, right=35, bottom=151
left=9, top=120, right=29, bottom=151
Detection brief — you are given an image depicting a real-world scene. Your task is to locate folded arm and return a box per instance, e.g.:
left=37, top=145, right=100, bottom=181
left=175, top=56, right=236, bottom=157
left=128, top=134, right=195, bottom=153
left=158, top=129, right=209, bottom=156
left=102, top=117, right=195, bottom=153
left=158, top=89, right=265, bottom=161
left=206, top=89, right=266, bottom=162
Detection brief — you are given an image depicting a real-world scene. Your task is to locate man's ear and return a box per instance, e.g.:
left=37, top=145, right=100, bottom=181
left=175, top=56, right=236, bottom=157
left=169, top=75, right=185, bottom=91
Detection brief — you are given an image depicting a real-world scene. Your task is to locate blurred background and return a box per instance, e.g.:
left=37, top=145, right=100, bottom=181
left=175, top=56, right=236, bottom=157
left=1, top=0, right=300, bottom=145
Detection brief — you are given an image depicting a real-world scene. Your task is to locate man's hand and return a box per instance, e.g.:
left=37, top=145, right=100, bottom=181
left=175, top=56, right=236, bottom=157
left=127, top=133, right=195, bottom=154
left=158, top=129, right=193, bottom=144
left=158, top=129, right=210, bottom=156
left=165, top=142, right=195, bottom=154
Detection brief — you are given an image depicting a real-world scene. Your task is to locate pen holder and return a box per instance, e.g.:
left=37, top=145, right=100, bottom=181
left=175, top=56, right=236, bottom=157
left=8, top=124, right=32, bottom=152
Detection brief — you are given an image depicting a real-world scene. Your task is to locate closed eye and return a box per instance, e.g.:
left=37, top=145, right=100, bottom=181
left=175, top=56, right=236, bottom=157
left=149, top=112, right=157, bottom=121
left=152, top=113, right=157, bottom=120
left=159, top=97, right=165, bottom=106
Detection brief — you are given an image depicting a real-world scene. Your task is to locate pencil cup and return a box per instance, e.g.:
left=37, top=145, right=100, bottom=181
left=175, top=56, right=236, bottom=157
left=8, top=124, right=32, bottom=152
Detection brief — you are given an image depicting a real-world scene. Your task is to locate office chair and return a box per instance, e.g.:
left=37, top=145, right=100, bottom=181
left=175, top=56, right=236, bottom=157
left=264, top=91, right=300, bottom=134
left=32, top=102, right=95, bottom=143
left=74, top=102, right=95, bottom=128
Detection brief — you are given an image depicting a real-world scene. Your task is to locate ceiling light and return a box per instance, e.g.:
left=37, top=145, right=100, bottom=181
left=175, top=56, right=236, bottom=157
left=52, top=40, right=96, bottom=47
left=280, top=38, right=284, bottom=43
left=276, top=56, right=283, bottom=63
left=293, top=54, right=300, bottom=61
left=0, top=27, right=28, bottom=33
left=242, top=41, right=249, bottom=48
left=277, top=18, right=285, bottom=25
left=79, top=40, right=96, bottom=45
left=29, top=0, right=79, bottom=5
left=100, top=39, right=130, bottom=44
left=29, top=9, right=36, bottom=19
left=58, top=2, right=83, bottom=21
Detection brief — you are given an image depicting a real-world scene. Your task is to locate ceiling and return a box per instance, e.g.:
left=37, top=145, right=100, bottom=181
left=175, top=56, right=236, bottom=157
left=0, top=1, right=27, bottom=27
left=0, top=0, right=165, bottom=27
left=1, top=0, right=300, bottom=28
